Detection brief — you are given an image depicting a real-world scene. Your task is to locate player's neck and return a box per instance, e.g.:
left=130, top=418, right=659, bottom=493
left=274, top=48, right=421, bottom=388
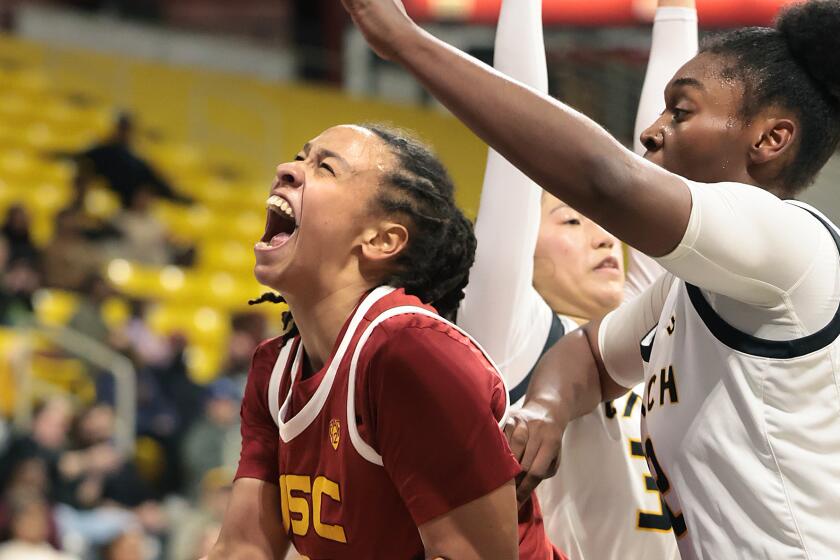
left=284, top=280, right=375, bottom=372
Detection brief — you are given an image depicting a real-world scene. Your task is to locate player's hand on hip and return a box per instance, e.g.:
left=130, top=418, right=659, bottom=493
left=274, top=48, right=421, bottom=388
left=340, top=0, right=418, bottom=61
left=504, top=400, right=566, bottom=504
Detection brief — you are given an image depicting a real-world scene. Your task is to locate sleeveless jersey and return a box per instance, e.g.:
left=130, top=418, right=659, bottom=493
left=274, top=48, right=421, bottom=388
left=536, top=315, right=679, bottom=560
left=639, top=203, right=840, bottom=559
left=251, top=286, right=559, bottom=559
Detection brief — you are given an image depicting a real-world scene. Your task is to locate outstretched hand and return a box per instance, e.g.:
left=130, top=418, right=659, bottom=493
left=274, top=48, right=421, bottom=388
left=340, top=0, right=418, bottom=61
left=504, top=401, right=567, bottom=504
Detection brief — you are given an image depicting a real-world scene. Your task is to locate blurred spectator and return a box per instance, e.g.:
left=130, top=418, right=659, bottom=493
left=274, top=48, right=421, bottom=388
left=111, top=185, right=172, bottom=266
left=0, top=257, right=41, bottom=326
left=53, top=404, right=164, bottom=556
left=168, top=467, right=231, bottom=560
left=0, top=457, right=61, bottom=548
left=99, top=527, right=151, bottom=560
left=60, top=172, right=121, bottom=243
left=55, top=404, right=153, bottom=510
left=42, top=211, right=104, bottom=292
left=181, top=379, right=241, bottom=498
left=121, top=300, right=173, bottom=370
left=0, top=397, right=74, bottom=494
left=219, top=312, right=266, bottom=387
left=0, top=492, right=78, bottom=560
left=66, top=274, right=111, bottom=343
left=76, top=112, right=190, bottom=209
left=1, top=204, right=39, bottom=265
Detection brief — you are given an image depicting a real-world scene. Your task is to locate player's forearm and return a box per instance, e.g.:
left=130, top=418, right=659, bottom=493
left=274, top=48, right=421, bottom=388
left=211, top=478, right=289, bottom=560
left=524, top=321, right=626, bottom=425
left=391, top=28, right=686, bottom=256
left=460, top=0, right=548, bottom=357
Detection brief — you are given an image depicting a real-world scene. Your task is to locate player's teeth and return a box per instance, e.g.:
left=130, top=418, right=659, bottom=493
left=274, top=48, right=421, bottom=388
left=265, top=195, right=295, bottom=220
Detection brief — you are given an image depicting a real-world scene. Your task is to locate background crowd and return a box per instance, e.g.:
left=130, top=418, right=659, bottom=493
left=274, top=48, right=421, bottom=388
left=0, top=114, right=267, bottom=560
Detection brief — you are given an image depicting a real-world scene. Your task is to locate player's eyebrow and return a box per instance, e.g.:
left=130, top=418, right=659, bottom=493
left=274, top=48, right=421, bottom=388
left=549, top=203, right=571, bottom=215
left=671, top=77, right=705, bottom=91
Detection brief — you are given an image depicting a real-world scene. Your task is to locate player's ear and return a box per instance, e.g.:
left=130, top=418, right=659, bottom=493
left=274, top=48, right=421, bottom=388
left=749, top=117, right=796, bottom=166
left=360, top=221, right=409, bottom=263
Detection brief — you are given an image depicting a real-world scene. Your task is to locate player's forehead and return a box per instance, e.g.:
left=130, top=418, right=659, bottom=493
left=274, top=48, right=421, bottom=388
left=303, top=125, right=393, bottom=172
left=666, top=52, right=745, bottom=108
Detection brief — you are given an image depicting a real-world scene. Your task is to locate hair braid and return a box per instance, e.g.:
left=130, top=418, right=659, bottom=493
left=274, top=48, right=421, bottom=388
left=362, top=124, right=476, bottom=318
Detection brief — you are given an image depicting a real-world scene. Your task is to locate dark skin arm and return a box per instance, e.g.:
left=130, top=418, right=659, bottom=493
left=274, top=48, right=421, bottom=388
left=504, top=319, right=631, bottom=502
left=340, top=0, right=692, bottom=257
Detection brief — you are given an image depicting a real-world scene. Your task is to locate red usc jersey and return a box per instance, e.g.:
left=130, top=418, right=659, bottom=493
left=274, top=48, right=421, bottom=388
left=236, top=286, right=562, bottom=559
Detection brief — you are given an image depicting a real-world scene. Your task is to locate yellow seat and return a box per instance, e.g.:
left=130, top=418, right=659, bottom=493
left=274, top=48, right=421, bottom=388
left=105, top=259, right=166, bottom=299
left=101, top=297, right=131, bottom=330
left=184, top=343, right=225, bottom=384
left=84, top=185, right=121, bottom=220
left=33, top=289, right=80, bottom=327
left=31, top=353, right=95, bottom=405
left=0, top=149, right=39, bottom=181
left=197, top=240, right=254, bottom=274
left=4, top=69, right=52, bottom=97
left=0, top=328, right=24, bottom=415
left=0, top=92, right=39, bottom=125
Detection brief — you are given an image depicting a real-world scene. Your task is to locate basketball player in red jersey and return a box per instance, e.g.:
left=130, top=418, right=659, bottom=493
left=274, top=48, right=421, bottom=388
left=207, top=124, right=562, bottom=559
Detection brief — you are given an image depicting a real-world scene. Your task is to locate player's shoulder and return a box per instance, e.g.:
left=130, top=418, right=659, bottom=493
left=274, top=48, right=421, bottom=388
left=364, top=307, right=476, bottom=359
left=359, top=312, right=494, bottom=386
left=248, top=335, right=288, bottom=381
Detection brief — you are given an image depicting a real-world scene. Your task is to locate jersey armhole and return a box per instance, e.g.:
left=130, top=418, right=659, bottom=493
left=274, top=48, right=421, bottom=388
left=686, top=203, right=840, bottom=359
left=346, top=306, right=510, bottom=466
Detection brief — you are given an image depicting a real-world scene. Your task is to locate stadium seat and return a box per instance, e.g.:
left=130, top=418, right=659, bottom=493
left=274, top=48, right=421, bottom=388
left=32, top=289, right=80, bottom=327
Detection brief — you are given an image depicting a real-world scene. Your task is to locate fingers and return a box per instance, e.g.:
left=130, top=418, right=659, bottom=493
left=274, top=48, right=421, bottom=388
left=504, top=416, right=529, bottom=463
left=516, top=444, right=561, bottom=504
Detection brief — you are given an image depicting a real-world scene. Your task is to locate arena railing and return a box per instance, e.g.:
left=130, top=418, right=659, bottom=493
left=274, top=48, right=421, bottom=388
left=12, top=325, right=136, bottom=455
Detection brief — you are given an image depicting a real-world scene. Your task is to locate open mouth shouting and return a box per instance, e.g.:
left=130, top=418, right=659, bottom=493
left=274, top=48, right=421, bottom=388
left=255, top=194, right=298, bottom=252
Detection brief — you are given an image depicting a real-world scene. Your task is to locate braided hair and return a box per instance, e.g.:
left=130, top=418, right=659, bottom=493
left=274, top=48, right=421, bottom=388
left=361, top=124, right=476, bottom=318
left=250, top=123, right=476, bottom=319
left=701, top=0, right=840, bottom=194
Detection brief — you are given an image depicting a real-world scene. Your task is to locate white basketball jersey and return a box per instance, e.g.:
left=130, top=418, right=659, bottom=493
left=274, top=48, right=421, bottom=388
left=537, top=315, right=680, bottom=560
left=640, top=205, right=840, bottom=559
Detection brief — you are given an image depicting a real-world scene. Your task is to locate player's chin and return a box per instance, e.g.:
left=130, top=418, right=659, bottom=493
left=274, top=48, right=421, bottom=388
left=253, top=261, right=289, bottom=292
left=590, top=285, right=624, bottom=312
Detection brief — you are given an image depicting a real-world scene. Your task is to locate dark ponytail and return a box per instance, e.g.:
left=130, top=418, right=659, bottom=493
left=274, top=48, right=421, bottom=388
left=777, top=0, right=840, bottom=101
left=701, top=0, right=840, bottom=194
left=361, top=124, right=476, bottom=318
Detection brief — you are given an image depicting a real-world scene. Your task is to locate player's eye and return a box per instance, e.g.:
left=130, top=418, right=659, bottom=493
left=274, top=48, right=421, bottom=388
left=320, top=162, right=336, bottom=176
left=672, top=108, right=690, bottom=123
left=294, top=155, right=305, bottom=162
left=563, top=218, right=581, bottom=226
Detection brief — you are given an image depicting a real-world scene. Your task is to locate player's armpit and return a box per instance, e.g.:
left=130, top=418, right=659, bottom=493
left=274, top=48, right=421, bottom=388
left=208, top=477, right=289, bottom=560
left=418, top=480, right=519, bottom=560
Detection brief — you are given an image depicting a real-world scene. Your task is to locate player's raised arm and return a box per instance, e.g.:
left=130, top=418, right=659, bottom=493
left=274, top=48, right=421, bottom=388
left=625, top=0, right=697, bottom=297
left=341, top=0, right=691, bottom=257
left=457, top=0, right=552, bottom=387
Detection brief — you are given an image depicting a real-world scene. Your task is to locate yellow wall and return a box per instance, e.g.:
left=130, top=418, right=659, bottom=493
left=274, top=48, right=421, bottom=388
left=0, top=33, right=489, bottom=216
